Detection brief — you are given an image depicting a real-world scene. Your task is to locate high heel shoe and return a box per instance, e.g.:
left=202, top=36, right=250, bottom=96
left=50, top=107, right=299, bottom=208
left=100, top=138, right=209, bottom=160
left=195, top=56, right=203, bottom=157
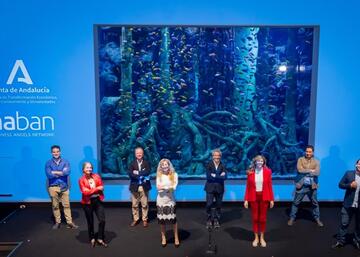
left=90, top=239, right=96, bottom=248
left=252, top=238, right=259, bottom=247
left=97, top=239, right=108, bottom=248
left=260, top=238, right=267, bottom=247
left=161, top=238, right=167, bottom=247
left=174, top=241, right=180, bottom=248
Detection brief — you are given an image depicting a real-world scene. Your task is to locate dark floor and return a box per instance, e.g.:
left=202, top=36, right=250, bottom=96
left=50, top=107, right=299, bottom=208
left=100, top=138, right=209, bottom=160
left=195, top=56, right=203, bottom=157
left=0, top=203, right=360, bottom=257
left=0, top=203, right=18, bottom=222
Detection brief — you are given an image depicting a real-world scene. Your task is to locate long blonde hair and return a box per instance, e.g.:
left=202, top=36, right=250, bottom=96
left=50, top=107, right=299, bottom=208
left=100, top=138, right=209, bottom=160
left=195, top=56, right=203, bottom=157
left=156, top=158, right=176, bottom=185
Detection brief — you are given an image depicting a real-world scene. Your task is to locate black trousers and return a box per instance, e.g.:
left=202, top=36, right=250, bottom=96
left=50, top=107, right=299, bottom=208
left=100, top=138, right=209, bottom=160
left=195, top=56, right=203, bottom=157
left=206, top=192, right=223, bottom=220
left=337, top=206, right=360, bottom=244
left=82, top=197, right=106, bottom=240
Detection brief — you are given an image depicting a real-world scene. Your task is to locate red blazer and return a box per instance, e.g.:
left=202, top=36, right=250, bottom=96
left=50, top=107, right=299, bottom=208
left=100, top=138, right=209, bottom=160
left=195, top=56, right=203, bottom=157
left=244, top=166, right=274, bottom=202
left=79, top=173, right=104, bottom=204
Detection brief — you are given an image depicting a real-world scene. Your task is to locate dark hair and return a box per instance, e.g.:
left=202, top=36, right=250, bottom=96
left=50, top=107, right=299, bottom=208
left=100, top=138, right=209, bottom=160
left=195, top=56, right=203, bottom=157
left=305, top=145, right=314, bottom=151
left=51, top=145, right=61, bottom=151
left=82, top=162, right=93, bottom=172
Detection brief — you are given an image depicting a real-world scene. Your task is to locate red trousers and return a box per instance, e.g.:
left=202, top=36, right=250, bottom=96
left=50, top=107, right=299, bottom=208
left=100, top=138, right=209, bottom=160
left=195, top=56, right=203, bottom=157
left=250, top=192, right=269, bottom=233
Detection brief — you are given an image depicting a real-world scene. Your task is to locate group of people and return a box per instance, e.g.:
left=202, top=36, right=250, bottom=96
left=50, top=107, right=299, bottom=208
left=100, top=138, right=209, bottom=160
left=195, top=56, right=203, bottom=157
left=44, top=145, right=360, bottom=250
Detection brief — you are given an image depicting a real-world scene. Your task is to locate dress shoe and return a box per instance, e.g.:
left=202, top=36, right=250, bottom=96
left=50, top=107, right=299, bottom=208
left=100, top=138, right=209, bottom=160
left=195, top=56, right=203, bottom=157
left=52, top=223, right=60, bottom=229
left=97, top=239, right=108, bottom=248
left=143, top=220, right=149, bottom=227
left=130, top=220, right=140, bottom=227
left=66, top=223, right=79, bottom=229
left=331, top=241, right=344, bottom=249
left=315, top=219, right=324, bottom=227
left=287, top=219, right=295, bottom=226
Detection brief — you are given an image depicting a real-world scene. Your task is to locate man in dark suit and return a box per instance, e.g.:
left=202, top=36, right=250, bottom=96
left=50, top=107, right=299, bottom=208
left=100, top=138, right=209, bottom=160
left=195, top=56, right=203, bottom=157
left=128, top=147, right=151, bottom=227
left=204, top=149, right=227, bottom=228
left=332, top=159, right=360, bottom=249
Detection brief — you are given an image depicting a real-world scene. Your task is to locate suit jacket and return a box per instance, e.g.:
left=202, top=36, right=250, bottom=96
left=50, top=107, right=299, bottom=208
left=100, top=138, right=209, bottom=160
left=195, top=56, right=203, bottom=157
left=128, top=159, right=151, bottom=193
left=79, top=173, right=104, bottom=204
left=244, top=166, right=274, bottom=202
left=204, top=161, right=227, bottom=194
left=339, top=170, right=360, bottom=208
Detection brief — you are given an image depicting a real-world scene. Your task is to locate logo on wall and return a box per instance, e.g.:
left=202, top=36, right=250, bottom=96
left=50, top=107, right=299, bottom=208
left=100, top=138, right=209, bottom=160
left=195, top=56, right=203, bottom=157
left=1, top=59, right=51, bottom=93
left=6, top=60, right=33, bottom=85
left=0, top=111, right=55, bottom=132
left=0, top=59, right=57, bottom=137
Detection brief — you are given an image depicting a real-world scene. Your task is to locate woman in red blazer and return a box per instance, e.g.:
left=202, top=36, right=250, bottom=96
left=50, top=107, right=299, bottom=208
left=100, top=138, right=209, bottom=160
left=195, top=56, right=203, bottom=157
left=79, top=162, right=107, bottom=247
left=244, top=155, right=274, bottom=247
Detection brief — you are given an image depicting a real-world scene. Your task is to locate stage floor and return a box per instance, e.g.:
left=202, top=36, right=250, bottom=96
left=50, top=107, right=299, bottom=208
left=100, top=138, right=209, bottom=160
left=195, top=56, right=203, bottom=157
left=0, top=204, right=358, bottom=257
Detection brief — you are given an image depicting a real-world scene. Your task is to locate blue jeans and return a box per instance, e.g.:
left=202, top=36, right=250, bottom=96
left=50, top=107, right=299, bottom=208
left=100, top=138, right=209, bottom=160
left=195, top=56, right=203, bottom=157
left=337, top=206, right=360, bottom=244
left=289, top=186, right=320, bottom=220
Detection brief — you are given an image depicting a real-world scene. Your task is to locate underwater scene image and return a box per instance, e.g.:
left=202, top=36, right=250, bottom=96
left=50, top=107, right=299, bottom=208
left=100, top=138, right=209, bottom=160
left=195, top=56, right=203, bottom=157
left=96, top=25, right=316, bottom=179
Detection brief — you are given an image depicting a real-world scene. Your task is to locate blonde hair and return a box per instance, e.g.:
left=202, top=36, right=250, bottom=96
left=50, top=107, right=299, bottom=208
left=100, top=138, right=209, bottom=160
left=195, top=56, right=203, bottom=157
left=248, top=155, right=267, bottom=170
left=156, top=158, right=176, bottom=186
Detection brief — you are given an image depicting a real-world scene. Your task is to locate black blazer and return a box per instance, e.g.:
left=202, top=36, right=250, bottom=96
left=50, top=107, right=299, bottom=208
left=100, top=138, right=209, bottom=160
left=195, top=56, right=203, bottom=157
left=339, top=170, right=360, bottom=208
left=204, top=161, right=227, bottom=194
left=128, top=159, right=151, bottom=193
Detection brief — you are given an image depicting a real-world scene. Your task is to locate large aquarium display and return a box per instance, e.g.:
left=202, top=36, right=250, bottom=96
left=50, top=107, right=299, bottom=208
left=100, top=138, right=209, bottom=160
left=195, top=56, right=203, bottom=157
left=95, top=25, right=319, bottom=179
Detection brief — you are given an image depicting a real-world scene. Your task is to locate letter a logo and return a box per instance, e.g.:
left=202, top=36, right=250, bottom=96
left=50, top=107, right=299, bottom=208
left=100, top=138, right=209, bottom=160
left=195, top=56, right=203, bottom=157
left=6, top=60, right=33, bottom=85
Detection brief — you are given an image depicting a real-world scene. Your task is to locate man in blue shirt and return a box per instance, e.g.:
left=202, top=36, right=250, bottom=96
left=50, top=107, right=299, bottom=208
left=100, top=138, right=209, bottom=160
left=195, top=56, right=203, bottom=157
left=45, top=145, right=78, bottom=229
